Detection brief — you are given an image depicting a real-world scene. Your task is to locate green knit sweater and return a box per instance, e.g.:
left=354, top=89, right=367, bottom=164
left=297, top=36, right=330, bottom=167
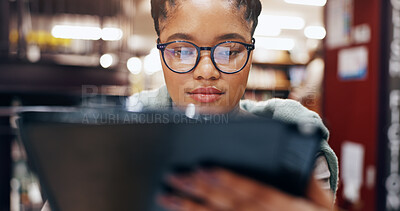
left=127, top=85, right=339, bottom=194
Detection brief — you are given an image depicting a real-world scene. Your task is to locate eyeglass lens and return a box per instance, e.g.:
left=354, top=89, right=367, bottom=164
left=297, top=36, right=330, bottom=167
left=163, top=42, right=249, bottom=73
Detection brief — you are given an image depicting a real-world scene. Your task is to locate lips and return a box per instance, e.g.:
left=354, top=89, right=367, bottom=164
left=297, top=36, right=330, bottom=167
left=188, top=87, right=225, bottom=103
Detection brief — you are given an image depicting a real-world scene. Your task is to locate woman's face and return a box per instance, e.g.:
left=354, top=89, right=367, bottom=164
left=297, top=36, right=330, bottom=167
left=158, top=0, right=253, bottom=114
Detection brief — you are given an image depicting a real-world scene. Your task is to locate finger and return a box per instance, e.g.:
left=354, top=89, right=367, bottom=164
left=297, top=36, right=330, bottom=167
left=205, top=168, right=286, bottom=201
left=273, top=198, right=330, bottom=211
left=167, top=168, right=294, bottom=203
left=158, top=195, right=212, bottom=211
left=166, top=173, right=203, bottom=198
left=193, top=168, right=290, bottom=210
left=167, top=169, right=334, bottom=211
left=306, top=177, right=335, bottom=209
left=199, top=169, right=332, bottom=211
left=198, top=168, right=262, bottom=199
left=166, top=173, right=240, bottom=210
left=193, top=169, right=291, bottom=210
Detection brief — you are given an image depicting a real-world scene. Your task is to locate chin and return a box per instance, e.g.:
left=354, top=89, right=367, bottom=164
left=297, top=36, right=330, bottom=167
left=172, top=94, right=236, bottom=114
left=173, top=102, right=233, bottom=115
left=194, top=106, right=230, bottom=115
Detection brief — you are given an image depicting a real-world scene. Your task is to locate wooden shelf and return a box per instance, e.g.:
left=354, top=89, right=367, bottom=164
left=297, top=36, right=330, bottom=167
left=247, top=65, right=291, bottom=92
left=0, top=60, right=131, bottom=96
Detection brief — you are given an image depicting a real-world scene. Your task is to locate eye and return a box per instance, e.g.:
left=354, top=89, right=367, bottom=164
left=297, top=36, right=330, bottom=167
left=217, top=49, right=240, bottom=57
left=178, top=50, right=193, bottom=56
left=173, top=47, right=195, bottom=57
left=229, top=50, right=240, bottom=56
left=216, top=43, right=244, bottom=58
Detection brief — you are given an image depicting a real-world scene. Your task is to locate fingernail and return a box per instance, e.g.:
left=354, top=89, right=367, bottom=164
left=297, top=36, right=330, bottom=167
left=167, top=174, right=195, bottom=192
left=158, top=195, right=182, bottom=210
left=197, top=169, right=219, bottom=185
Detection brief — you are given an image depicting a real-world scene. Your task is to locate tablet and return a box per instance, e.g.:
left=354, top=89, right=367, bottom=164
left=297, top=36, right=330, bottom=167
left=17, top=109, right=323, bottom=211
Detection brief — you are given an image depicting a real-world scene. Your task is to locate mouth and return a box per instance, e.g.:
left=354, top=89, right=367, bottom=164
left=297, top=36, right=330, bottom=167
left=187, top=87, right=225, bottom=103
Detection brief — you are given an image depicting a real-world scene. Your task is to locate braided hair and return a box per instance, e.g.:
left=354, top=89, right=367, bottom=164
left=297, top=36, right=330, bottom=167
left=151, top=0, right=262, bottom=37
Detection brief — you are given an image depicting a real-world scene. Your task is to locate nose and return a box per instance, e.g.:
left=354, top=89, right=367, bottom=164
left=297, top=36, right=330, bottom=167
left=193, top=51, right=221, bottom=80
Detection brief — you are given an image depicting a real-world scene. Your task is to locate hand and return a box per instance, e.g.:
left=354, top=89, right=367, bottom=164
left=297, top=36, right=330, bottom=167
left=159, top=168, right=335, bottom=211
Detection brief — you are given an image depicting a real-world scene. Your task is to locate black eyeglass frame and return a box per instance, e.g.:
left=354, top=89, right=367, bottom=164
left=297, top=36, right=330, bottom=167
left=157, top=38, right=255, bottom=74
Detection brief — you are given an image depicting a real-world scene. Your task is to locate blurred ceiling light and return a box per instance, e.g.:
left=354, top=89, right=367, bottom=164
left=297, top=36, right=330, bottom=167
left=258, top=15, right=305, bottom=31
left=52, top=25, right=123, bottom=41
left=52, top=25, right=102, bottom=40
left=284, top=0, right=327, bottom=6
left=253, top=48, right=281, bottom=63
left=127, top=57, right=142, bottom=75
left=102, top=28, right=123, bottom=41
left=26, top=45, right=41, bottom=63
left=144, top=48, right=162, bottom=75
left=254, top=26, right=281, bottom=37
left=255, top=36, right=295, bottom=51
left=53, top=54, right=99, bottom=66
left=304, top=26, right=326, bottom=39
left=273, top=15, right=305, bottom=30
left=100, top=54, right=115, bottom=68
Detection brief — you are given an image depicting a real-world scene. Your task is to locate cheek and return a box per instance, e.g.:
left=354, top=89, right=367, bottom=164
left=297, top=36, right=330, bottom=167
left=162, top=67, right=181, bottom=93
left=228, top=54, right=252, bottom=94
left=161, top=54, right=177, bottom=85
left=162, top=65, right=189, bottom=102
left=229, top=67, right=250, bottom=91
left=226, top=68, right=250, bottom=104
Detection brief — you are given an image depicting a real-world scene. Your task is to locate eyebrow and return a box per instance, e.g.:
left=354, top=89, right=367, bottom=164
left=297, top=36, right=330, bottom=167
left=166, top=33, right=194, bottom=42
left=165, top=33, right=248, bottom=43
left=216, top=33, right=248, bottom=42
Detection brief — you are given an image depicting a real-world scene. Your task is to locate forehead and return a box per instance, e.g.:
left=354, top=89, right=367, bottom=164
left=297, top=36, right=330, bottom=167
left=159, top=0, right=251, bottom=43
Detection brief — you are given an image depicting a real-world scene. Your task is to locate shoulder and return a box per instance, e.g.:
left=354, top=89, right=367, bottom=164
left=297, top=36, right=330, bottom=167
left=240, top=98, right=328, bottom=138
left=240, top=98, right=339, bottom=194
left=126, top=86, right=172, bottom=111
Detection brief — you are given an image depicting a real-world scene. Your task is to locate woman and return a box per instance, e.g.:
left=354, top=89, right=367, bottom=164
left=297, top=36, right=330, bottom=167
left=128, top=0, right=338, bottom=210
left=42, top=0, right=338, bottom=210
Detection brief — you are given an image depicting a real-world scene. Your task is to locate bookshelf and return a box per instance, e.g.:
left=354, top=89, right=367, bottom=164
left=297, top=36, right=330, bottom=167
left=246, top=62, right=305, bottom=101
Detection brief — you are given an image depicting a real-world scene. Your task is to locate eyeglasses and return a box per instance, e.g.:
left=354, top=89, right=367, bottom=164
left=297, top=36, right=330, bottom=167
left=157, top=38, right=255, bottom=74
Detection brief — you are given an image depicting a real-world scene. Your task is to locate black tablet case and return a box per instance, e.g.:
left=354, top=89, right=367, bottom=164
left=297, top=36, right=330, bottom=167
left=17, top=110, right=323, bottom=211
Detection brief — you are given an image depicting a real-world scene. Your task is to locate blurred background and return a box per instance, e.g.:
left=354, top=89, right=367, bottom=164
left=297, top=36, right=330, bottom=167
left=0, top=0, right=398, bottom=210
left=0, top=0, right=328, bottom=105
